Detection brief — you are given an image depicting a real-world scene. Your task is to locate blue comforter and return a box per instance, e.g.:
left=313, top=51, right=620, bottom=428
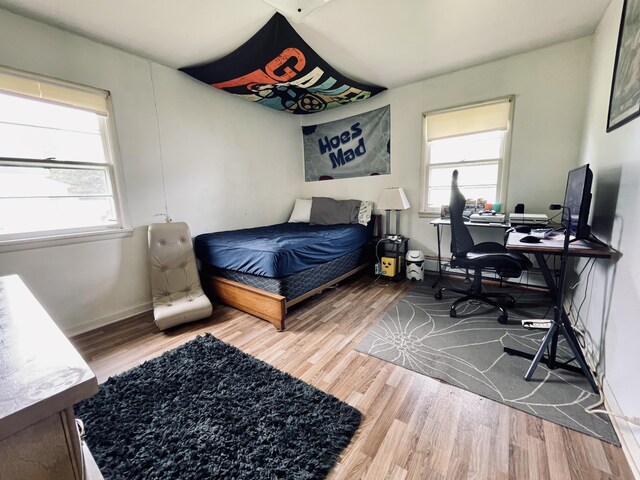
left=194, top=222, right=372, bottom=278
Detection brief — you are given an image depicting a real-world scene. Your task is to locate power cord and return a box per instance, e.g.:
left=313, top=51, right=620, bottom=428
left=555, top=318, right=640, bottom=426
left=505, top=266, right=530, bottom=305
left=557, top=259, right=640, bottom=426
left=372, top=237, right=390, bottom=286
left=567, top=258, right=596, bottom=349
left=546, top=210, right=563, bottom=226
left=585, top=380, right=640, bottom=426
left=587, top=232, right=608, bottom=247
left=76, top=418, right=87, bottom=480
left=513, top=265, right=554, bottom=319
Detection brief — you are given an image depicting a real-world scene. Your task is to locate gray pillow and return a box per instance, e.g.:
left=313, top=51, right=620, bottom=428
left=310, top=197, right=361, bottom=225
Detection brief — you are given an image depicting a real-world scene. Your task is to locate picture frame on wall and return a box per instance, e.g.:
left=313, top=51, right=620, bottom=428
left=607, top=0, right=640, bottom=132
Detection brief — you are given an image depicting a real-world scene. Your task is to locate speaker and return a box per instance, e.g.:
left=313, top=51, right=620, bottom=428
left=514, top=203, right=525, bottom=214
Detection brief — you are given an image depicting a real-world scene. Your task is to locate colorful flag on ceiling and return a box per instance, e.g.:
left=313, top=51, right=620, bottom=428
left=180, top=13, right=386, bottom=114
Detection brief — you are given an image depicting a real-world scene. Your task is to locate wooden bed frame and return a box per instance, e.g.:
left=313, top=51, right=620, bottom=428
left=203, top=263, right=369, bottom=331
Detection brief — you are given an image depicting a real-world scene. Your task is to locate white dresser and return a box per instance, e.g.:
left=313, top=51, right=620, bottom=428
left=0, top=275, right=103, bottom=479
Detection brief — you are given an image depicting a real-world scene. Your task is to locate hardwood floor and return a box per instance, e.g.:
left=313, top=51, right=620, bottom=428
left=71, top=274, right=634, bottom=480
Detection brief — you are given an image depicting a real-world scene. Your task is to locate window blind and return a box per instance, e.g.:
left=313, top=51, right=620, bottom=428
left=426, top=100, right=511, bottom=141
left=0, top=67, right=109, bottom=116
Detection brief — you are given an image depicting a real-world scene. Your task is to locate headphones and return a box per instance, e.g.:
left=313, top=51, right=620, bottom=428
left=504, top=225, right=532, bottom=243
left=504, top=227, right=515, bottom=244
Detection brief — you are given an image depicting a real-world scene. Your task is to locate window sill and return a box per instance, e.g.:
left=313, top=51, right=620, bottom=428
left=0, top=228, right=134, bottom=253
left=419, top=210, right=441, bottom=218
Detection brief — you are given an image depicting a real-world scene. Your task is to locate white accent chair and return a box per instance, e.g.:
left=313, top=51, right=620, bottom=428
left=148, top=222, right=212, bottom=330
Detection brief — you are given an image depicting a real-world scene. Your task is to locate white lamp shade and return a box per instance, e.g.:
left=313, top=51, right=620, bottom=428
left=378, top=187, right=411, bottom=210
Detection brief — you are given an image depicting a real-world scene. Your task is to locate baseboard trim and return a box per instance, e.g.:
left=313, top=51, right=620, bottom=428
left=424, top=267, right=549, bottom=291
left=64, top=301, right=153, bottom=337
left=602, top=380, right=640, bottom=479
left=569, top=308, right=639, bottom=478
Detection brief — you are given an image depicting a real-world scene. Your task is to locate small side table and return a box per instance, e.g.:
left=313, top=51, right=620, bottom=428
left=376, top=237, right=409, bottom=281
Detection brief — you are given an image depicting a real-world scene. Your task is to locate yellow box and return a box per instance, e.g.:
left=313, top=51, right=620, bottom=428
left=381, top=256, right=397, bottom=277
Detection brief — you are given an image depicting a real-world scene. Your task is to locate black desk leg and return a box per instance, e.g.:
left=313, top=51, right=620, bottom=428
left=503, top=252, right=598, bottom=393
left=432, top=224, right=442, bottom=288
left=523, top=321, right=598, bottom=392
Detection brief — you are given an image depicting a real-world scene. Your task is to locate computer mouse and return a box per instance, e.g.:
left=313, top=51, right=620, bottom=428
left=515, top=226, right=531, bottom=233
left=520, top=235, right=541, bottom=244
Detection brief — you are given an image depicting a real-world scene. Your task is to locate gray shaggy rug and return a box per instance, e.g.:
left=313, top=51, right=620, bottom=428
left=75, top=334, right=361, bottom=480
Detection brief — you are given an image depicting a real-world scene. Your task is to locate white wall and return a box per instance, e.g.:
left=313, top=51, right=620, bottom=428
left=0, top=9, right=303, bottom=335
left=299, top=38, right=593, bottom=258
left=575, top=0, right=640, bottom=471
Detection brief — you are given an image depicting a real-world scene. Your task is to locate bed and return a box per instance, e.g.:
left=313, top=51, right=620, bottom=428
left=194, top=198, right=378, bottom=330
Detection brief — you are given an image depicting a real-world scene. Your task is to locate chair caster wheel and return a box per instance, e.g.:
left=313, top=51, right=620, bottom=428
left=435, top=291, right=443, bottom=300
left=498, top=314, right=508, bottom=324
left=450, top=308, right=457, bottom=318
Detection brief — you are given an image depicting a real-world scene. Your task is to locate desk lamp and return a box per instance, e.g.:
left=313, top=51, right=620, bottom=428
left=378, top=187, right=411, bottom=238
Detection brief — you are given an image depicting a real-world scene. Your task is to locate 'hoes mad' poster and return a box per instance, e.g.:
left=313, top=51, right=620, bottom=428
left=303, top=105, right=390, bottom=181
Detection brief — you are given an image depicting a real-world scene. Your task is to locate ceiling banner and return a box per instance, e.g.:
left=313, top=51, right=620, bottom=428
left=303, top=105, right=390, bottom=181
left=180, top=13, right=385, bottom=115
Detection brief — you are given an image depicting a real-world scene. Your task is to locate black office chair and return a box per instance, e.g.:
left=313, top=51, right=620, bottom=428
left=435, top=170, right=532, bottom=323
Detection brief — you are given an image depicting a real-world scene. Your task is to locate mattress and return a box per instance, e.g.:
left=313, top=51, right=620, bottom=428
left=212, top=249, right=369, bottom=301
left=194, top=222, right=372, bottom=278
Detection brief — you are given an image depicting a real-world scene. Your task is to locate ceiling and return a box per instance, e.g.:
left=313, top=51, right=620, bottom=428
left=0, top=0, right=611, bottom=89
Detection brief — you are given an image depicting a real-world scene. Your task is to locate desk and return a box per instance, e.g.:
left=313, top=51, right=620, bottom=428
left=430, top=218, right=510, bottom=287
left=504, top=232, right=616, bottom=392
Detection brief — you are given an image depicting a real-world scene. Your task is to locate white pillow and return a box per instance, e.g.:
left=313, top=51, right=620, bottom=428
left=358, top=201, right=375, bottom=226
left=288, top=198, right=312, bottom=223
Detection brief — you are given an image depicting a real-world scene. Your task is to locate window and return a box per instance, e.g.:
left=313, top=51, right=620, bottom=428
left=420, top=97, right=514, bottom=216
left=0, top=67, right=127, bottom=245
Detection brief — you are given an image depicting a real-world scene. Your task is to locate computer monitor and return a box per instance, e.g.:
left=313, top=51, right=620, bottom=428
left=562, top=164, right=593, bottom=240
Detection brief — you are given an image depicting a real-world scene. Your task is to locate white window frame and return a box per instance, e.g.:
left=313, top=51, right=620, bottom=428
left=0, top=67, right=131, bottom=252
left=419, top=96, right=515, bottom=217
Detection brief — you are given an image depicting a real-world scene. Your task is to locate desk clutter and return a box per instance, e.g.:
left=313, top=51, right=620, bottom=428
left=440, top=198, right=551, bottom=227
left=440, top=199, right=502, bottom=220
left=466, top=211, right=550, bottom=225
left=509, top=212, right=549, bottom=225
left=469, top=212, right=506, bottom=223
left=507, top=231, right=611, bottom=251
